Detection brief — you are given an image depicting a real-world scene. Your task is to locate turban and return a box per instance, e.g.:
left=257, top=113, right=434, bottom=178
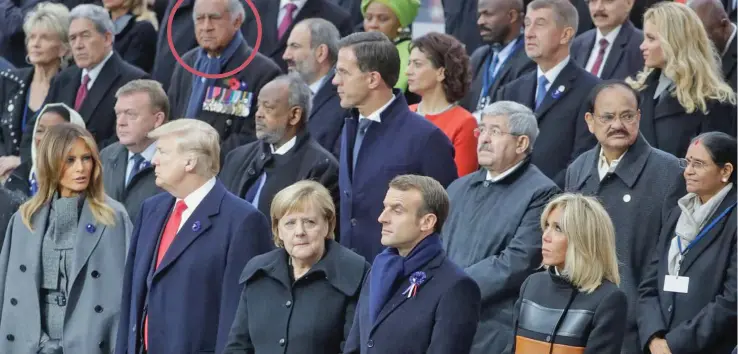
left=361, top=0, right=421, bottom=28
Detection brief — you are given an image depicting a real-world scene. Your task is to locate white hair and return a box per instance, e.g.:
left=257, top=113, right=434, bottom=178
left=147, top=119, right=221, bottom=178
left=482, top=100, right=540, bottom=153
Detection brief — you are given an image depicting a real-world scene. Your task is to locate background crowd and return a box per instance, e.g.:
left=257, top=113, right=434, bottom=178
left=0, top=0, right=736, bottom=353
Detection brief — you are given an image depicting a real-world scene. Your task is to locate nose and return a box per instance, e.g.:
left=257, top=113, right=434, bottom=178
left=542, top=229, right=552, bottom=243
left=151, top=153, right=160, bottom=166
left=282, top=49, right=291, bottom=61
left=639, top=41, right=647, bottom=52
left=378, top=208, right=389, bottom=224
left=294, top=221, right=306, bottom=236
left=73, top=159, right=84, bottom=172
left=332, top=74, right=341, bottom=86
left=477, top=16, right=484, bottom=27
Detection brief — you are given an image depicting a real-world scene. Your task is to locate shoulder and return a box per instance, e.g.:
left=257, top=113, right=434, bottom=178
left=132, top=19, right=157, bottom=34
left=437, top=258, right=481, bottom=298
left=242, top=48, right=281, bottom=76
left=226, top=140, right=261, bottom=159
left=99, top=142, right=124, bottom=160
left=573, top=65, right=601, bottom=87
left=524, top=164, right=559, bottom=189
left=569, top=147, right=596, bottom=169
left=238, top=248, right=285, bottom=283
left=647, top=147, right=681, bottom=170
left=520, top=271, right=550, bottom=295
left=572, top=28, right=595, bottom=47
left=470, top=45, right=489, bottom=62
left=324, top=241, right=370, bottom=295
left=447, top=170, right=478, bottom=192
left=117, top=56, right=148, bottom=78
left=305, top=138, right=339, bottom=165
left=592, top=281, right=627, bottom=308
left=221, top=190, right=261, bottom=216
left=504, top=70, right=535, bottom=89
left=104, top=196, right=130, bottom=219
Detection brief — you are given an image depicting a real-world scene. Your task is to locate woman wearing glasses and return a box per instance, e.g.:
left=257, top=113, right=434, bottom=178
left=638, top=131, right=736, bottom=354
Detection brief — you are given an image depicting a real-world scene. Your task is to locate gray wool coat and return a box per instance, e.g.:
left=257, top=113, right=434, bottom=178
left=565, top=134, right=685, bottom=354
left=0, top=196, right=132, bottom=354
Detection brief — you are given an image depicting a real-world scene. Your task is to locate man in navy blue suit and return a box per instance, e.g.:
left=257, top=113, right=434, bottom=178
left=332, top=31, right=458, bottom=264
left=115, top=119, right=274, bottom=354
left=344, top=175, right=481, bottom=354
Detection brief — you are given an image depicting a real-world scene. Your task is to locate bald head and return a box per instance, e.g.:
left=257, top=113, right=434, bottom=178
left=689, top=0, right=733, bottom=52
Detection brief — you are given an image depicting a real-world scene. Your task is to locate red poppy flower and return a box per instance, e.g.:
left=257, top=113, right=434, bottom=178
left=228, top=78, right=240, bottom=90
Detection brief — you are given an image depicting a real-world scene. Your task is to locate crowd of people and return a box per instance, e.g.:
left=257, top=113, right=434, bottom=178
left=0, top=0, right=736, bottom=353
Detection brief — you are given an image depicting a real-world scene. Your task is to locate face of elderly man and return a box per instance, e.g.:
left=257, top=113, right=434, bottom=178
left=585, top=84, right=640, bottom=154
left=523, top=7, right=574, bottom=62
left=193, top=0, right=243, bottom=56
left=152, top=135, right=190, bottom=192
left=255, top=80, right=302, bottom=146
left=476, top=114, right=528, bottom=173
left=283, top=22, right=321, bottom=83
left=68, top=17, right=112, bottom=69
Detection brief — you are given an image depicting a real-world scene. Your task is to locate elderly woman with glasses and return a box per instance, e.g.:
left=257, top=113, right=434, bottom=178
left=638, top=131, right=737, bottom=354
left=224, top=180, right=370, bottom=354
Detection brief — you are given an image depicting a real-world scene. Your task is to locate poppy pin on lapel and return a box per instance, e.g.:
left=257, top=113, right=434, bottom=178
left=402, top=271, right=427, bottom=298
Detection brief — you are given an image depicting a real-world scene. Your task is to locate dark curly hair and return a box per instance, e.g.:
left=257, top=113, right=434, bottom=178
left=410, top=32, right=472, bottom=103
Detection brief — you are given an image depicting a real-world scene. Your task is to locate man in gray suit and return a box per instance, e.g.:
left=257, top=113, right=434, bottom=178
left=101, top=79, right=166, bottom=223
left=565, top=80, right=686, bottom=354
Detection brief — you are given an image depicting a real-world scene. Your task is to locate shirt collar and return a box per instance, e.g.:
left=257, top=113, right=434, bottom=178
left=128, top=141, right=157, bottom=162
left=82, top=50, right=114, bottom=83
left=360, top=95, right=396, bottom=123
left=270, top=135, right=297, bottom=155
left=598, top=147, right=626, bottom=171
left=309, top=74, right=327, bottom=95
left=280, top=0, right=307, bottom=10
left=496, top=37, right=519, bottom=61
left=485, top=158, right=526, bottom=182
left=536, top=56, right=570, bottom=86
left=180, top=176, right=217, bottom=211
left=595, top=24, right=622, bottom=46
left=724, top=24, right=737, bottom=57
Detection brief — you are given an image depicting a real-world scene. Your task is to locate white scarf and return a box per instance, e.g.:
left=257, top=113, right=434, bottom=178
left=667, top=183, right=733, bottom=275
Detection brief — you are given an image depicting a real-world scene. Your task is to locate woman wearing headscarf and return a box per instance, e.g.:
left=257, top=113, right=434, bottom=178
left=0, top=2, right=72, bottom=179
left=638, top=132, right=737, bottom=354
left=4, top=103, right=86, bottom=198
left=510, top=193, right=627, bottom=354
left=0, top=123, right=132, bottom=354
left=103, top=0, right=158, bottom=72
left=361, top=0, right=421, bottom=104
left=627, top=2, right=736, bottom=159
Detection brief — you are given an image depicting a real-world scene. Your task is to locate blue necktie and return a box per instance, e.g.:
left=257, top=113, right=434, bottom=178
left=244, top=172, right=267, bottom=208
left=535, top=75, right=549, bottom=110
left=127, top=153, right=145, bottom=186
left=352, top=118, right=372, bottom=170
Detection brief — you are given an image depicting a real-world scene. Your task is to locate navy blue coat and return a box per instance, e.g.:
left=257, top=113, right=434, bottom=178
left=338, top=92, right=458, bottom=263
left=308, top=70, right=349, bottom=157
left=344, top=251, right=482, bottom=354
left=115, top=180, right=274, bottom=354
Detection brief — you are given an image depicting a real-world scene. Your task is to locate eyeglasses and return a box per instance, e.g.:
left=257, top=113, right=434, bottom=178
left=679, top=158, right=713, bottom=171
left=592, top=111, right=638, bottom=124
left=473, top=126, right=517, bottom=138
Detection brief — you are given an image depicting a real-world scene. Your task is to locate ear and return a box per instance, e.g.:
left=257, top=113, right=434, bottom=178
left=315, top=44, right=329, bottom=64
left=154, top=112, right=166, bottom=128
left=584, top=112, right=595, bottom=134
left=721, top=162, right=734, bottom=182
left=233, top=12, right=244, bottom=28
left=104, top=31, right=114, bottom=48
left=508, top=9, right=519, bottom=24
left=367, top=71, right=383, bottom=90
left=436, top=66, right=446, bottom=83
left=184, top=154, right=197, bottom=173
left=515, top=135, right=530, bottom=154
left=288, top=106, right=303, bottom=126
left=560, top=27, right=575, bottom=45
left=419, top=213, right=438, bottom=233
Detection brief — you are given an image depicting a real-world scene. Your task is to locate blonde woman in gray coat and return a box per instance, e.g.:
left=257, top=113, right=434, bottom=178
left=0, top=123, right=132, bottom=354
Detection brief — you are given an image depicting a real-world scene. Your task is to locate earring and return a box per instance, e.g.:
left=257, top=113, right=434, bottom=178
left=25, top=55, right=32, bottom=65
left=723, top=178, right=728, bottom=182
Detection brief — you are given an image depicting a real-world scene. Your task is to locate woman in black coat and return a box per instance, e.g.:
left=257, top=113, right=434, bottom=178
left=104, top=0, right=158, bottom=72
left=510, top=193, right=627, bottom=354
left=638, top=132, right=737, bottom=354
left=223, top=180, right=369, bottom=354
left=627, top=2, right=736, bottom=159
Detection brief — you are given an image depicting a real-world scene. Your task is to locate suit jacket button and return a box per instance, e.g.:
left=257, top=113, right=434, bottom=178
left=94, top=305, right=103, bottom=313
left=279, top=338, right=285, bottom=346
left=19, top=265, right=25, bottom=272
left=98, top=341, right=105, bottom=349
left=9, top=298, right=16, bottom=306
left=350, top=218, right=357, bottom=226
left=6, top=334, right=14, bottom=341
left=367, top=339, right=374, bottom=348
left=91, top=270, right=100, bottom=278
left=226, top=119, right=233, bottom=126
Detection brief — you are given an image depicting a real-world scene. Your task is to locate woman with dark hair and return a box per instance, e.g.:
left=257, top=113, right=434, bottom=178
left=638, top=131, right=737, bottom=354
left=406, top=32, right=478, bottom=176
left=0, top=123, right=131, bottom=354
left=4, top=103, right=86, bottom=197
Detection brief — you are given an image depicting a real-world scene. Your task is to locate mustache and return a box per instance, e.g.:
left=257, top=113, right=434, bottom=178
left=478, top=143, right=491, bottom=152
left=593, top=11, right=608, bottom=18
left=607, top=129, right=629, bottom=137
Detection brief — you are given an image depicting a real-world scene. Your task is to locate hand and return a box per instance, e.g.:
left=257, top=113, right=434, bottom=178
left=0, top=156, right=20, bottom=177
left=649, top=338, right=672, bottom=354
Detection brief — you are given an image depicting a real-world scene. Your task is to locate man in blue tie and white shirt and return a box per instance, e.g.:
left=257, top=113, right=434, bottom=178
left=101, top=79, right=166, bottom=224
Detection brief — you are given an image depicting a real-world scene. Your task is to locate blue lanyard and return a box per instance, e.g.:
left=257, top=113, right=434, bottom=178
left=479, top=39, right=523, bottom=100
left=677, top=202, right=736, bottom=255
left=21, top=91, right=30, bottom=133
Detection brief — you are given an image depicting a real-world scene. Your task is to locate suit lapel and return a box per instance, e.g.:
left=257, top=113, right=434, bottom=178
left=152, top=182, right=225, bottom=279
left=144, top=198, right=174, bottom=287
left=29, top=203, right=51, bottom=297
left=679, top=194, right=737, bottom=274
left=518, top=73, right=537, bottom=111
left=343, top=117, right=358, bottom=181
left=70, top=198, right=106, bottom=288
left=489, top=44, right=520, bottom=96
left=573, top=31, right=595, bottom=68
left=600, top=23, right=633, bottom=80
left=309, top=71, right=336, bottom=119
left=722, top=35, right=736, bottom=79
left=535, top=62, right=577, bottom=118
left=79, top=54, right=122, bottom=123
left=108, top=147, right=129, bottom=200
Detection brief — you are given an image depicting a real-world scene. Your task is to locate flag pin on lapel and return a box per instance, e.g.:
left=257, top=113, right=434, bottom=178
left=192, top=221, right=201, bottom=232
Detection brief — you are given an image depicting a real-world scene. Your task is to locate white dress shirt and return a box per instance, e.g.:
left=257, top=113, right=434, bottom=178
left=309, top=74, right=328, bottom=95
left=584, top=25, right=622, bottom=76
left=360, top=95, right=396, bottom=123
left=278, top=0, right=308, bottom=27
left=125, top=142, right=157, bottom=183
left=491, top=37, right=520, bottom=77
left=598, top=148, right=626, bottom=180
left=724, top=24, right=737, bottom=57
left=174, top=177, right=217, bottom=232
left=270, top=135, right=297, bottom=155
left=81, top=50, right=114, bottom=89
left=485, top=159, right=526, bottom=182
left=536, top=56, right=570, bottom=93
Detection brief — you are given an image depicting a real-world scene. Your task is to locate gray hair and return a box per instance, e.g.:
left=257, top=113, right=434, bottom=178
left=299, top=18, right=341, bottom=65
left=193, top=0, right=245, bottom=23
left=528, top=0, right=579, bottom=35
left=272, top=73, right=313, bottom=125
left=482, top=101, right=539, bottom=153
left=116, top=79, right=171, bottom=120
left=70, top=4, right=115, bottom=39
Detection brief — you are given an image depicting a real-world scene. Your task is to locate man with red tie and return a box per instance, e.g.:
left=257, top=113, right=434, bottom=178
left=115, top=119, right=274, bottom=354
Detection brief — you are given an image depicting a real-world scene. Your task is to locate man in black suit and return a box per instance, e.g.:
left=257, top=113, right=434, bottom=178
left=219, top=74, right=339, bottom=226
left=242, top=0, right=354, bottom=73
left=691, top=0, right=737, bottom=92
left=460, top=0, right=535, bottom=116
left=571, top=0, right=643, bottom=81
left=496, top=0, right=599, bottom=187
left=283, top=18, right=348, bottom=156
left=101, top=79, right=166, bottom=224
left=167, top=0, right=281, bottom=160
left=42, top=4, right=148, bottom=150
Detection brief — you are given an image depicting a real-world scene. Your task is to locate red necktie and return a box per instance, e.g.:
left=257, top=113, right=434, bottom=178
left=590, top=38, right=609, bottom=77
left=278, top=3, right=298, bottom=40
left=74, top=74, right=90, bottom=111
left=144, top=200, right=188, bottom=350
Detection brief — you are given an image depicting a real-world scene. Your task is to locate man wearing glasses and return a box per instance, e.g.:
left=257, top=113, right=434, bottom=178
left=442, top=100, right=560, bottom=354
left=565, top=80, right=685, bottom=354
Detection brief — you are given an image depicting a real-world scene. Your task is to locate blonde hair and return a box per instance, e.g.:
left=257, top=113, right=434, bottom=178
left=540, top=193, right=620, bottom=294
left=23, top=2, right=72, bottom=66
left=626, top=2, right=736, bottom=114
left=130, top=0, right=159, bottom=31
left=147, top=119, right=220, bottom=178
left=270, top=180, right=336, bottom=248
left=20, top=123, right=115, bottom=230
